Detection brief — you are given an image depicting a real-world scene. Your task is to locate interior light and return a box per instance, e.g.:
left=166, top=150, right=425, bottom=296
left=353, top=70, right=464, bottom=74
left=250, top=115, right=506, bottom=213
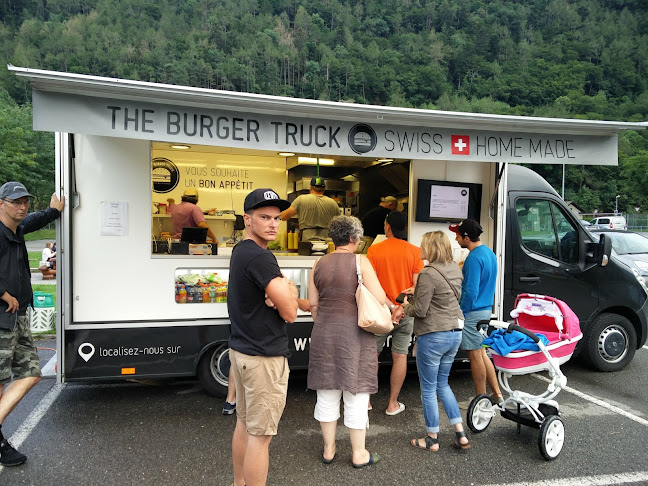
left=297, top=157, right=335, bottom=166
left=376, top=158, right=393, bottom=163
left=278, top=152, right=296, bottom=157
left=170, top=145, right=190, bottom=150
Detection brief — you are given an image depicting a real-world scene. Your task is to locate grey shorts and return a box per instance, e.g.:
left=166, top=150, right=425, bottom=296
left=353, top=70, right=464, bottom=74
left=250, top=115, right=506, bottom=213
left=0, top=314, right=42, bottom=384
left=376, top=316, right=414, bottom=355
left=460, top=309, right=493, bottom=351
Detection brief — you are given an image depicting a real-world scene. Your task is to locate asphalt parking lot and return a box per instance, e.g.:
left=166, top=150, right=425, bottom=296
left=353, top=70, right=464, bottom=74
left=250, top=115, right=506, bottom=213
left=1, top=341, right=647, bottom=486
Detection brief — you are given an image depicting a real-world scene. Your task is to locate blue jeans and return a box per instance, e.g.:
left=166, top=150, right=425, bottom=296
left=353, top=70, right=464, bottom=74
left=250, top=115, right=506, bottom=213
left=416, top=330, right=463, bottom=433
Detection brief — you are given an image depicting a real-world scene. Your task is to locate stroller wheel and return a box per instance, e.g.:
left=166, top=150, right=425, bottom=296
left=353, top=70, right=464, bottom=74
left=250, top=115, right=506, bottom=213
left=538, top=415, right=564, bottom=460
left=467, top=394, right=494, bottom=433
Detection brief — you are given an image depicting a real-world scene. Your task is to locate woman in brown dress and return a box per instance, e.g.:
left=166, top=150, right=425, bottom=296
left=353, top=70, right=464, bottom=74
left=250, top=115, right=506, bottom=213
left=307, top=215, right=387, bottom=468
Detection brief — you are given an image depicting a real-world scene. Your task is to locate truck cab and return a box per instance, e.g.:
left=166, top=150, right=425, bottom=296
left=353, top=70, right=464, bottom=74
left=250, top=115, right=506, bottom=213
left=505, top=164, right=648, bottom=371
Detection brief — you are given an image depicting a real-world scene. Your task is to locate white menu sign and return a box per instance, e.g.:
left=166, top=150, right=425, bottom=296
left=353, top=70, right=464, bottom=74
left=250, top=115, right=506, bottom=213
left=429, top=185, right=469, bottom=220
left=100, top=201, right=128, bottom=236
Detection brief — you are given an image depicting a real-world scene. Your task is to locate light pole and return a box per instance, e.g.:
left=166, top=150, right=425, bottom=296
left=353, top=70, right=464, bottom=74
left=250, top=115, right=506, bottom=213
left=615, top=195, right=620, bottom=214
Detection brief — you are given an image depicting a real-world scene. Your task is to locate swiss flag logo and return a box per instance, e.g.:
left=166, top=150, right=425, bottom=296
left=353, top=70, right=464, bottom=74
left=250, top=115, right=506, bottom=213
left=451, top=135, right=470, bottom=155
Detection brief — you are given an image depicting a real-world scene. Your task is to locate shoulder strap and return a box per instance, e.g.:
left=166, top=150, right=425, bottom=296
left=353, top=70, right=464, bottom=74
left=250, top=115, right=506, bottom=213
left=355, top=254, right=363, bottom=284
left=427, top=265, right=460, bottom=302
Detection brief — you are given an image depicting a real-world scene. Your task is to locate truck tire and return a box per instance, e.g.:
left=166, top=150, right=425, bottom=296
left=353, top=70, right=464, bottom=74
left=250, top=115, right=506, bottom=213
left=197, top=343, right=230, bottom=397
left=583, top=313, right=636, bottom=372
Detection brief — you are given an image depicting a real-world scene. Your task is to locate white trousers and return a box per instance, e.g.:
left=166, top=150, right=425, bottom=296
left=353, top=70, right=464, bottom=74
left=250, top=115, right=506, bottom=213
left=314, top=389, right=370, bottom=430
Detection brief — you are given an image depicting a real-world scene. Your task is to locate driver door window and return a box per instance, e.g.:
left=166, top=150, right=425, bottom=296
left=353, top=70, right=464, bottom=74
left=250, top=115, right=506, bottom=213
left=516, top=199, right=579, bottom=265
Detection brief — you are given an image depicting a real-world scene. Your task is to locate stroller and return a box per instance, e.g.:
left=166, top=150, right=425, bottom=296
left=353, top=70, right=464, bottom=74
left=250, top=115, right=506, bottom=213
left=466, top=293, right=582, bottom=460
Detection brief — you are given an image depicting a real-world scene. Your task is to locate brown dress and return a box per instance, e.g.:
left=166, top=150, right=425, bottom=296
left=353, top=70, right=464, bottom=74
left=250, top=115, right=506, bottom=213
left=307, top=252, right=378, bottom=394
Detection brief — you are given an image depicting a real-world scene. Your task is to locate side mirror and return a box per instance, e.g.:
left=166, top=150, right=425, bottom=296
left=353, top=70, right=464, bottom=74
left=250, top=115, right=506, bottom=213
left=585, top=233, right=612, bottom=266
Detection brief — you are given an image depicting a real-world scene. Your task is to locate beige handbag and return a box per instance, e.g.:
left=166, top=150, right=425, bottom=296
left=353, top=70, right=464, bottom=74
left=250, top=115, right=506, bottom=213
left=355, top=255, right=394, bottom=335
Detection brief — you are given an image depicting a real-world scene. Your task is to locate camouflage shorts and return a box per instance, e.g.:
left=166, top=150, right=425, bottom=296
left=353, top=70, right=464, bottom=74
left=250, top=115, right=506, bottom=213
left=0, top=313, right=42, bottom=384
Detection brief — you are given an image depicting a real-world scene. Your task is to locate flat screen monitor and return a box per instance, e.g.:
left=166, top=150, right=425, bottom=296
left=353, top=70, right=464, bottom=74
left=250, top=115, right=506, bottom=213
left=415, top=179, right=482, bottom=223
left=180, top=227, right=208, bottom=243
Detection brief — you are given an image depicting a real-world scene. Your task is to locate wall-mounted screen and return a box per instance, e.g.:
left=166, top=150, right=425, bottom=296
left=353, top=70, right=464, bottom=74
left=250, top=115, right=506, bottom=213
left=415, top=179, right=482, bottom=223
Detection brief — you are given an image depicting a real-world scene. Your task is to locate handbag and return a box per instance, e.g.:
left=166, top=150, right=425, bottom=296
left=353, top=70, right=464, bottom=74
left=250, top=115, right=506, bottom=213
left=355, top=255, right=394, bottom=335
left=427, top=265, right=464, bottom=329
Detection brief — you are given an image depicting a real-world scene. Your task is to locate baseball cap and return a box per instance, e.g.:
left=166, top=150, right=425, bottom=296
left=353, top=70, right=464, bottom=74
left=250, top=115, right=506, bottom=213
left=381, top=196, right=397, bottom=205
left=183, top=188, right=199, bottom=197
left=449, top=219, right=483, bottom=240
left=244, top=188, right=291, bottom=212
left=386, top=211, right=407, bottom=239
left=0, top=182, right=34, bottom=200
left=310, top=176, right=326, bottom=188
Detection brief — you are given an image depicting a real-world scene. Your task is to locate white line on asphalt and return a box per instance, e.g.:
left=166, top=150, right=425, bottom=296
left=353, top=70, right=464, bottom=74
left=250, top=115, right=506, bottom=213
left=0, top=383, right=64, bottom=474
left=486, top=471, right=648, bottom=486
left=532, top=374, right=648, bottom=426
left=642, top=345, right=648, bottom=351
left=41, top=354, right=56, bottom=377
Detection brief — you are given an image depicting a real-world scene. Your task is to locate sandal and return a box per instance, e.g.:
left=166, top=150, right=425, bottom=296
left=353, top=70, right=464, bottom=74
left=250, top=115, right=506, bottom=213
left=352, top=452, right=380, bottom=468
left=410, top=436, right=439, bottom=452
left=453, top=430, right=470, bottom=450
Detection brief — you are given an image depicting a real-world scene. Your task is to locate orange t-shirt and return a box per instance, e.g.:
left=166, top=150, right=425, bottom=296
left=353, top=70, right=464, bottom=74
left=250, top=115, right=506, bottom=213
left=367, top=238, right=424, bottom=306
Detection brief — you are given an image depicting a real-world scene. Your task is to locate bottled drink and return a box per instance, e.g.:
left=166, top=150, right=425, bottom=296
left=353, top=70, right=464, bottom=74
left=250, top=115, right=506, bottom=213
left=209, top=285, right=216, bottom=303
left=178, top=285, right=187, bottom=304
left=202, top=285, right=209, bottom=303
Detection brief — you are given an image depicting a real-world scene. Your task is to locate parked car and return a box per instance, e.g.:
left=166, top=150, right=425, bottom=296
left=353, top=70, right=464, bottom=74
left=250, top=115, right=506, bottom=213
left=589, top=215, right=627, bottom=230
left=590, top=229, right=648, bottom=285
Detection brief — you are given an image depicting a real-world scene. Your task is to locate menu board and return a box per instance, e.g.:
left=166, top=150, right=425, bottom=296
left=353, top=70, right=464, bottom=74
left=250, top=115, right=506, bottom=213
left=415, top=179, right=482, bottom=223
left=429, top=185, right=469, bottom=220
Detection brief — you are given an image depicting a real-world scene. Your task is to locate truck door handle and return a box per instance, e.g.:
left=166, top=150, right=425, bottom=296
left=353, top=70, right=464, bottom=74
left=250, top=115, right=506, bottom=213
left=519, top=276, right=540, bottom=282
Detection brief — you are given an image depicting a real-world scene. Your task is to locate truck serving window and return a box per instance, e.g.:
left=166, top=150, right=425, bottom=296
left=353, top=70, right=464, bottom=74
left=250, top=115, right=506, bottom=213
left=516, top=199, right=578, bottom=265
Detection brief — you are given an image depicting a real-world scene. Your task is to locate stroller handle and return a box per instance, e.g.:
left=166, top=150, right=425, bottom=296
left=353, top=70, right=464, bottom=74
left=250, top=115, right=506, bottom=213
left=508, top=324, right=541, bottom=343
left=477, top=319, right=542, bottom=344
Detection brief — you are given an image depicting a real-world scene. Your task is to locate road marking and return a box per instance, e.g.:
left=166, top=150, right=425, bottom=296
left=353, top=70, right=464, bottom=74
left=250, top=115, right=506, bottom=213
left=486, top=471, right=648, bottom=486
left=0, top=383, right=64, bottom=474
left=642, top=345, right=648, bottom=351
left=533, top=374, right=648, bottom=426
left=41, top=354, right=56, bottom=377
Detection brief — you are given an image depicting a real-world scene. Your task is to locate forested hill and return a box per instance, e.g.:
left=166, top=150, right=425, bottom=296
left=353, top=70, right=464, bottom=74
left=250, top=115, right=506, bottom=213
left=1, top=0, right=648, bottom=212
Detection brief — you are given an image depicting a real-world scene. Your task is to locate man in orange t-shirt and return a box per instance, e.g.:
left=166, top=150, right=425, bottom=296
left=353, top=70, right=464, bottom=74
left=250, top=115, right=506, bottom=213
left=366, top=211, right=423, bottom=416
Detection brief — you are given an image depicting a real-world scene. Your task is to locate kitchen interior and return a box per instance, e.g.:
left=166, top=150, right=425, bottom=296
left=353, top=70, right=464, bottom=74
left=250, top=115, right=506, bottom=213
left=151, top=141, right=410, bottom=257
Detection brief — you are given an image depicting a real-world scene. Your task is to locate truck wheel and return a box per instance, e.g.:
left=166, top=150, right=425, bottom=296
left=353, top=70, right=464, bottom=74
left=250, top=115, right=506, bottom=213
left=197, top=344, right=230, bottom=397
left=583, top=313, right=636, bottom=372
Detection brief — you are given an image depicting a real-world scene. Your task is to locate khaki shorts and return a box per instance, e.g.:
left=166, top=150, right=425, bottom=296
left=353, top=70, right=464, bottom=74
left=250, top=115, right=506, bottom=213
left=376, top=316, right=414, bottom=355
left=0, top=314, right=42, bottom=384
left=230, top=349, right=289, bottom=436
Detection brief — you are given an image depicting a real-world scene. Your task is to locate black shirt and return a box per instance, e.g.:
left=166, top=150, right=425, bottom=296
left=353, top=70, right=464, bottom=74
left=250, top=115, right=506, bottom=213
left=361, top=206, right=391, bottom=238
left=0, top=208, right=61, bottom=314
left=227, top=239, right=289, bottom=357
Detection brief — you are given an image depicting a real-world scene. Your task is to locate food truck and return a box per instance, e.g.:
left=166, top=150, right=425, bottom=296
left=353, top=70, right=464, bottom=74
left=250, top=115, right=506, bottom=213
left=9, top=66, right=648, bottom=396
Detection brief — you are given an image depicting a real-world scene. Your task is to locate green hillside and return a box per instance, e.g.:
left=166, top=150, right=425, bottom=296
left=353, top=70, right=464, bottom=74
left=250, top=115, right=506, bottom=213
left=1, top=0, right=647, bottom=212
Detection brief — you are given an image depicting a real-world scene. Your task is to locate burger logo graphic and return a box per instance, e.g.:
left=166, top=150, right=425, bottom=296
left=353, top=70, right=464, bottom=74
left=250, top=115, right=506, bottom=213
left=348, top=124, right=377, bottom=154
left=152, top=157, right=180, bottom=193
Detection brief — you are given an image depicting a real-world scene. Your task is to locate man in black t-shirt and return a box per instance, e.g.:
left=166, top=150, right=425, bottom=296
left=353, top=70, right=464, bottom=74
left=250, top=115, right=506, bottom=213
left=361, top=196, right=397, bottom=238
left=228, top=188, right=298, bottom=486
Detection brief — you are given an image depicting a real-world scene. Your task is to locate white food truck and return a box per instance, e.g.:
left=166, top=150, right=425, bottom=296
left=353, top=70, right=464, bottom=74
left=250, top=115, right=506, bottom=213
left=9, top=66, right=647, bottom=396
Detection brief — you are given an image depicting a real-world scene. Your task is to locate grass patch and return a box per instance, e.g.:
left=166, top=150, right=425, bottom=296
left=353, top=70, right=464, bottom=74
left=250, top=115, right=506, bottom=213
left=24, top=229, right=56, bottom=241
left=32, top=284, right=57, bottom=309
left=29, top=251, right=41, bottom=269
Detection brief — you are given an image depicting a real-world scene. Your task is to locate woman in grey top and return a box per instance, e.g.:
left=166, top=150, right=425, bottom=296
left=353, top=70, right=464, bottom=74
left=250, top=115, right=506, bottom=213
left=401, top=231, right=471, bottom=452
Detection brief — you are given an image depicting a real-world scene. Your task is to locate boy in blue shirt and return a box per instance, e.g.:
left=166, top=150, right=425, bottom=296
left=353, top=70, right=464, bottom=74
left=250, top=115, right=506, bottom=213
left=449, top=220, right=503, bottom=409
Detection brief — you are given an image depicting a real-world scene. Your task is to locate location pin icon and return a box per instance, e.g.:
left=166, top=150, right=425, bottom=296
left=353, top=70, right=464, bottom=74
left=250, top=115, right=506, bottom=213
left=78, top=343, right=95, bottom=362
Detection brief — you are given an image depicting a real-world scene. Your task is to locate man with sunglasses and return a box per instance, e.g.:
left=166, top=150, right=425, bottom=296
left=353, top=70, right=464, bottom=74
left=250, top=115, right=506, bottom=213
left=0, top=181, right=64, bottom=466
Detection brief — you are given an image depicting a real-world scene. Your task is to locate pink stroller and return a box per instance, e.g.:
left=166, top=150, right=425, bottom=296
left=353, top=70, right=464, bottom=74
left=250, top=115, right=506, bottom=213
left=466, top=293, right=582, bottom=460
